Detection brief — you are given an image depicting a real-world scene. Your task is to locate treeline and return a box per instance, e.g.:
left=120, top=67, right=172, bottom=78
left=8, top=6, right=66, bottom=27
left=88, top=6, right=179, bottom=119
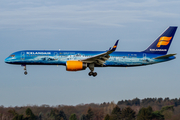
left=0, top=97, right=180, bottom=120
left=117, top=97, right=180, bottom=107
left=0, top=105, right=178, bottom=120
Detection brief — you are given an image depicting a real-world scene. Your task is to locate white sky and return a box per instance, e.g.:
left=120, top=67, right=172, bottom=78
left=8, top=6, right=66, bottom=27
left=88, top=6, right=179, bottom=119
left=0, top=0, right=180, bottom=107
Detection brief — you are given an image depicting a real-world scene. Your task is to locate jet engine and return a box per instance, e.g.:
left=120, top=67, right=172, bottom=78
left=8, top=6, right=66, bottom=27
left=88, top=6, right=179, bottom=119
left=66, top=60, right=87, bottom=71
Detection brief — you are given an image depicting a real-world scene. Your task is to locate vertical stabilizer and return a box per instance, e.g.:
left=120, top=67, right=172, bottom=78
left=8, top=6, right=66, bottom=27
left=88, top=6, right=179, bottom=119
left=143, top=26, right=177, bottom=54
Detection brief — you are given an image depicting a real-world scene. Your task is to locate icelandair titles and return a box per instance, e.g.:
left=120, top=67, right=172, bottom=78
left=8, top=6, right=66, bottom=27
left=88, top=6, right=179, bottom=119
left=26, top=52, right=51, bottom=54
left=150, top=49, right=167, bottom=51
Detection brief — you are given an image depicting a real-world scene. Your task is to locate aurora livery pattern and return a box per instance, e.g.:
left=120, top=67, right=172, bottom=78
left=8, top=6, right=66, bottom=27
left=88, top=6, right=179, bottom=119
left=5, top=26, right=177, bottom=77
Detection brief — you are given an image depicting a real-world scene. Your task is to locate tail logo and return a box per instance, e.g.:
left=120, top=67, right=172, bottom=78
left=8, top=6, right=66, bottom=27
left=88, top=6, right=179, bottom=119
left=157, top=36, right=172, bottom=47
left=113, top=45, right=117, bottom=48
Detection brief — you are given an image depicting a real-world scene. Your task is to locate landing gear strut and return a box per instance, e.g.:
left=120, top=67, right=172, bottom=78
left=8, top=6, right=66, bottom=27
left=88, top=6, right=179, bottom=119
left=22, top=64, right=28, bottom=75
left=88, top=63, right=97, bottom=77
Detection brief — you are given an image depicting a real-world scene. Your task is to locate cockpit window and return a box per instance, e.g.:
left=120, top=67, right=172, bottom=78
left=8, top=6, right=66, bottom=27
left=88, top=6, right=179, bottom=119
left=10, top=55, right=15, bottom=57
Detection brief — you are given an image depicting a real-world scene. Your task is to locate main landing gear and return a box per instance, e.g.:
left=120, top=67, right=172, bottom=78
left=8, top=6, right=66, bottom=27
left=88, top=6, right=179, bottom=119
left=88, top=63, right=97, bottom=77
left=22, top=64, right=28, bottom=75
left=88, top=72, right=97, bottom=77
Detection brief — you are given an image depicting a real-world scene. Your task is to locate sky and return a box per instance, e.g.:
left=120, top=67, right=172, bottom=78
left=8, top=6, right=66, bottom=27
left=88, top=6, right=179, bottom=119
left=0, top=0, right=180, bottom=107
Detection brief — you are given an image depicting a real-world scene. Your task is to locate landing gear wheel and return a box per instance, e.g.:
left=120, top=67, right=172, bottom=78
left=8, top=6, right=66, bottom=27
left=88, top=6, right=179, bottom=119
left=24, top=71, right=28, bottom=75
left=88, top=72, right=93, bottom=76
left=93, top=72, right=97, bottom=77
left=88, top=72, right=97, bottom=77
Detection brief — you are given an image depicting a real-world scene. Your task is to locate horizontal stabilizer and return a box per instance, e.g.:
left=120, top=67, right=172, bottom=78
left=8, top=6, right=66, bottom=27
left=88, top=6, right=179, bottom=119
left=153, top=54, right=176, bottom=59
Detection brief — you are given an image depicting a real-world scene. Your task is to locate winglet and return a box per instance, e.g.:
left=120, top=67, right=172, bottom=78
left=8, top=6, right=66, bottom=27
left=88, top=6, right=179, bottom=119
left=111, top=40, right=119, bottom=51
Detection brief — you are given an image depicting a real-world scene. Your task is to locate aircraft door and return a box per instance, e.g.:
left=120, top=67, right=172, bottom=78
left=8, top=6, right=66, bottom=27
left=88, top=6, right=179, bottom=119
left=143, top=53, right=146, bottom=60
left=21, top=52, right=25, bottom=60
left=54, top=52, right=58, bottom=60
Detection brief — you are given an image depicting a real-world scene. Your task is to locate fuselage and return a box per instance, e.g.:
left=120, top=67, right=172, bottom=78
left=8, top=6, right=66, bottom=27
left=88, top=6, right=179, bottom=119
left=4, top=50, right=175, bottom=67
left=4, top=26, right=177, bottom=76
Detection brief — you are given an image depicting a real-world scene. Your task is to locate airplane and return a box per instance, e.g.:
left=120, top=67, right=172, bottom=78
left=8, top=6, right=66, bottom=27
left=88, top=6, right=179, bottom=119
left=5, top=26, right=177, bottom=77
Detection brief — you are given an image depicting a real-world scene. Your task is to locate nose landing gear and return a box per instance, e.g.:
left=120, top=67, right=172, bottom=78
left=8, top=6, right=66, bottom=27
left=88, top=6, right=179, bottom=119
left=22, top=64, right=28, bottom=75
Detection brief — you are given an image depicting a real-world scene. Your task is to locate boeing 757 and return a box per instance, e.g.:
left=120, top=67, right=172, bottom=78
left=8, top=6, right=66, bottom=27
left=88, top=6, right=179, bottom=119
left=5, top=26, right=177, bottom=77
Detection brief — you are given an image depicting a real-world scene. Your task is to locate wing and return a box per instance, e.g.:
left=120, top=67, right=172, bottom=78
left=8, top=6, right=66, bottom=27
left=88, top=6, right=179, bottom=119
left=81, top=40, right=119, bottom=66
left=153, top=53, right=176, bottom=59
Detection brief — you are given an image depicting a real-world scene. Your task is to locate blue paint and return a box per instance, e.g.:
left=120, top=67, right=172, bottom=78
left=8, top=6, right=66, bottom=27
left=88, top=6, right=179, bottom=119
left=4, top=26, right=177, bottom=75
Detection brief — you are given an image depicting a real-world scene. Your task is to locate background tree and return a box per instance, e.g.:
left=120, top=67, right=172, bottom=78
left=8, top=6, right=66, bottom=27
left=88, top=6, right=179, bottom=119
left=93, top=107, right=104, bottom=120
left=160, top=105, right=174, bottom=113
left=69, top=113, right=78, bottom=120
left=57, top=110, right=67, bottom=120
left=137, top=106, right=153, bottom=120
left=151, top=111, right=164, bottom=120
left=80, top=114, right=87, bottom=120
left=131, top=98, right=140, bottom=106
left=49, top=109, right=67, bottom=120
left=38, top=112, right=43, bottom=120
left=104, top=114, right=110, bottom=120
left=161, top=105, right=174, bottom=119
left=121, top=107, right=136, bottom=120
left=49, top=109, right=56, bottom=119
left=110, top=105, right=121, bottom=120
left=111, top=105, right=121, bottom=115
left=25, top=108, right=37, bottom=120
left=86, top=107, right=94, bottom=120
left=105, top=101, right=116, bottom=115
left=8, top=109, right=24, bottom=120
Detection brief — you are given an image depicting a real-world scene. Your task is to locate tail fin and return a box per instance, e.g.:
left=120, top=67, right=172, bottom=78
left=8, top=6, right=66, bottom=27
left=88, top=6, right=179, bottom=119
left=143, top=26, right=177, bottom=54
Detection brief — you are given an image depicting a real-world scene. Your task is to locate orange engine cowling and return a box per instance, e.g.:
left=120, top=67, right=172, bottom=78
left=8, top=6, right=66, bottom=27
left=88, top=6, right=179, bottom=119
left=66, top=61, right=87, bottom=71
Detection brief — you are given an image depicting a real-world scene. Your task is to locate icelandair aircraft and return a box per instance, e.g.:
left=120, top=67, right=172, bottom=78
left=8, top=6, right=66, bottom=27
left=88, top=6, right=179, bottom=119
left=5, top=26, right=177, bottom=77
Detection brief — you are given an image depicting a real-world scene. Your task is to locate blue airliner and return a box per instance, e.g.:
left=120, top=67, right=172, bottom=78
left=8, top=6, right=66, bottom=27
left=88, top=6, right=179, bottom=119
left=5, top=26, right=177, bottom=77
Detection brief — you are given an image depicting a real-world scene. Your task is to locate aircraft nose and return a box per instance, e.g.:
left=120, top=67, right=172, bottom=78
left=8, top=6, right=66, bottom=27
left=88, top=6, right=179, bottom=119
left=5, top=57, right=11, bottom=63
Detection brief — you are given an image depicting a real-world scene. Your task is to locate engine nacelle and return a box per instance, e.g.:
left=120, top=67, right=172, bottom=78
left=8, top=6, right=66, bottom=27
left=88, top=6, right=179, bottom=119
left=66, top=60, right=87, bottom=71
